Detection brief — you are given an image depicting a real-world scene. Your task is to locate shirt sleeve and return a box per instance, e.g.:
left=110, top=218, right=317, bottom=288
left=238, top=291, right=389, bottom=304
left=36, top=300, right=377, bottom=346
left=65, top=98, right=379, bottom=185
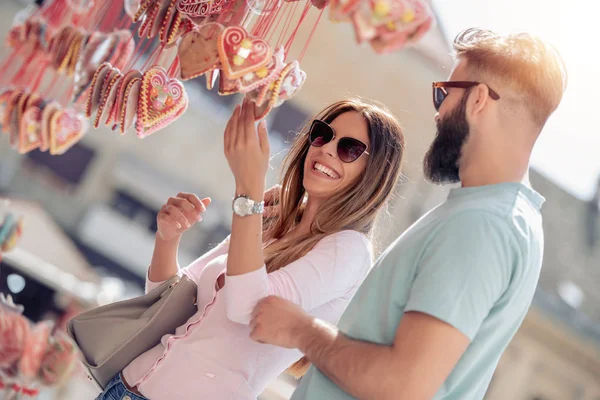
left=404, top=211, right=520, bottom=340
left=145, top=237, right=230, bottom=293
left=224, top=230, right=372, bottom=324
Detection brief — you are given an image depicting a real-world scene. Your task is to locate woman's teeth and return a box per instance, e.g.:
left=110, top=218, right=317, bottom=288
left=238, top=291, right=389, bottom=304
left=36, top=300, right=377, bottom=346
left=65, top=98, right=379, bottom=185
left=314, top=162, right=339, bottom=179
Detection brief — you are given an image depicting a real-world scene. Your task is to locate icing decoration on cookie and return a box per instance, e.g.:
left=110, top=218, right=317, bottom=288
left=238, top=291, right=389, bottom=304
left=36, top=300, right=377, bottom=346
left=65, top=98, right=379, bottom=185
left=136, top=66, right=188, bottom=138
left=238, top=45, right=285, bottom=94
left=19, top=105, right=44, bottom=154
left=218, top=26, right=272, bottom=80
left=178, top=0, right=228, bottom=17
left=49, top=107, right=87, bottom=155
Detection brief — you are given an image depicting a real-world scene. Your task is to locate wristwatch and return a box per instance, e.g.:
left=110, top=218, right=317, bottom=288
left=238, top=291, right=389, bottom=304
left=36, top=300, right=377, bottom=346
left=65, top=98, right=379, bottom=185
left=232, top=195, right=264, bottom=217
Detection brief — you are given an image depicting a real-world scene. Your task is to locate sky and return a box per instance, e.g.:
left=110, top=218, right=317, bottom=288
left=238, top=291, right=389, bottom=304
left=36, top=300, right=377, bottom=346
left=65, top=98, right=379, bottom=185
left=432, top=0, right=599, bottom=201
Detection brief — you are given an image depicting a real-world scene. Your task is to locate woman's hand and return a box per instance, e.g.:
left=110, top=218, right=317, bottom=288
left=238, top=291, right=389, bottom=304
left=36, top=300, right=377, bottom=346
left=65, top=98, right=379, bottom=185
left=156, top=193, right=211, bottom=241
left=224, top=98, right=270, bottom=200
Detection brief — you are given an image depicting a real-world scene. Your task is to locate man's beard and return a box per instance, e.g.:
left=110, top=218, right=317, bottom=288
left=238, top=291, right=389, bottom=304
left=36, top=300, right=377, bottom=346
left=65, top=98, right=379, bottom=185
left=423, top=93, right=470, bottom=184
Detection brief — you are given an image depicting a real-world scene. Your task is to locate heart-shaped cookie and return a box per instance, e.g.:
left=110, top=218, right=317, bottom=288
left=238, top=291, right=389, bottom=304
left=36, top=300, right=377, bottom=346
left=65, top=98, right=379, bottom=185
left=41, top=102, right=60, bottom=152
left=120, top=77, right=142, bottom=134
left=85, top=62, right=112, bottom=118
left=218, top=73, right=240, bottom=95
left=94, top=68, right=122, bottom=128
left=238, top=45, right=285, bottom=94
left=137, top=66, right=188, bottom=138
left=116, top=70, right=143, bottom=131
left=133, top=0, right=157, bottom=22
left=159, top=0, right=178, bottom=43
left=149, top=0, right=172, bottom=39
left=100, top=73, right=124, bottom=128
left=18, top=105, right=44, bottom=154
left=0, top=89, right=13, bottom=134
left=8, top=92, right=24, bottom=148
left=179, top=23, right=224, bottom=80
left=49, top=107, right=87, bottom=155
left=218, top=26, right=272, bottom=80
left=4, top=90, right=24, bottom=135
left=271, top=60, right=306, bottom=107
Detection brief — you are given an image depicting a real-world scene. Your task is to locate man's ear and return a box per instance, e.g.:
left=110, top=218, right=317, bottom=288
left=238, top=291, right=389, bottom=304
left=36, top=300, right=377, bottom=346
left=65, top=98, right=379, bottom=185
left=468, top=84, right=492, bottom=117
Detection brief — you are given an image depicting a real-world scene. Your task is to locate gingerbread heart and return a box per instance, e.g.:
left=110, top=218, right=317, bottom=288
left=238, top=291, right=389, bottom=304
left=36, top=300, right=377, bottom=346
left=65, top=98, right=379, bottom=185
left=0, top=89, right=14, bottom=134
left=271, top=60, right=306, bottom=107
left=49, top=107, right=87, bottom=155
left=238, top=45, right=285, bottom=94
left=116, top=70, right=143, bottom=131
left=136, top=66, right=188, bottom=138
left=179, top=23, right=224, bottom=80
left=218, top=73, right=240, bottom=95
left=92, top=67, right=121, bottom=128
left=85, top=62, right=112, bottom=118
left=98, top=73, right=123, bottom=128
left=133, top=0, right=157, bottom=22
left=41, top=102, right=60, bottom=152
left=18, top=105, right=44, bottom=154
left=159, top=0, right=178, bottom=43
left=120, top=77, right=141, bottom=134
left=218, top=26, right=272, bottom=80
left=166, top=10, right=185, bottom=45
left=5, top=90, right=24, bottom=137
left=8, top=92, right=24, bottom=149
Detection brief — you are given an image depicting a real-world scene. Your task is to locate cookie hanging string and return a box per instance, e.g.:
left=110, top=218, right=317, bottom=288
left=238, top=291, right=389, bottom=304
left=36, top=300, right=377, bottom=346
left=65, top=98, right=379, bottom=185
left=282, top=0, right=312, bottom=55
left=298, top=8, right=323, bottom=61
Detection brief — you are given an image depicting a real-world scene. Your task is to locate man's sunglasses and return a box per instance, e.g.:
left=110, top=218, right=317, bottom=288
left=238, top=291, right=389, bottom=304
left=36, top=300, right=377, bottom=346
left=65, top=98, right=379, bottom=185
left=432, top=81, right=500, bottom=111
left=308, top=119, right=370, bottom=163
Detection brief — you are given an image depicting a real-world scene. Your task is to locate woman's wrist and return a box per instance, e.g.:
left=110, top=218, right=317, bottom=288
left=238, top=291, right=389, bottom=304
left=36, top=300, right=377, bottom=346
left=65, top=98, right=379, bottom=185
left=155, top=232, right=182, bottom=245
left=235, top=183, right=266, bottom=202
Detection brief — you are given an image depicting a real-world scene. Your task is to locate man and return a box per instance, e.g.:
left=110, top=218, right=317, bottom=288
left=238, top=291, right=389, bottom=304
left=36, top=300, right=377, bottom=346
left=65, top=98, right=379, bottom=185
left=250, top=28, right=567, bottom=400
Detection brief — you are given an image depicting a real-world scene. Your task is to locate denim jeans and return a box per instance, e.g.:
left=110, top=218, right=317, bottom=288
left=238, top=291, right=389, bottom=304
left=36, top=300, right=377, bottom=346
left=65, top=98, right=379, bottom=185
left=95, top=374, right=148, bottom=400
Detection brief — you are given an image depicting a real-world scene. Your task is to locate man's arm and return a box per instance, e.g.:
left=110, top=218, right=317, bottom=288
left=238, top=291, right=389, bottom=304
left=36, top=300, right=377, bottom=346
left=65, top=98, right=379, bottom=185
left=250, top=297, right=469, bottom=400
left=298, top=312, right=468, bottom=400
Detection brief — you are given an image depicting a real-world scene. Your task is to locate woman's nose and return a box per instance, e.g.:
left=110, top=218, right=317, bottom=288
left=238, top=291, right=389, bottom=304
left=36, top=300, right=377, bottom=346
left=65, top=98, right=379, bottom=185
left=321, top=140, right=337, bottom=159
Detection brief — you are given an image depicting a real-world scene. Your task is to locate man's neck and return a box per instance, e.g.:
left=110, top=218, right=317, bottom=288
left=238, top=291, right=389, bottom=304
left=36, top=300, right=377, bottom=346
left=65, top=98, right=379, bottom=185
left=459, top=154, right=530, bottom=188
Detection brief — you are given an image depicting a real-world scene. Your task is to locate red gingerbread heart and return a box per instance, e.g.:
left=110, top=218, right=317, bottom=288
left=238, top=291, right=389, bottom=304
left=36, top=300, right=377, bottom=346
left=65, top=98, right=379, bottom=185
left=218, top=26, right=272, bottom=80
left=137, top=66, right=188, bottom=138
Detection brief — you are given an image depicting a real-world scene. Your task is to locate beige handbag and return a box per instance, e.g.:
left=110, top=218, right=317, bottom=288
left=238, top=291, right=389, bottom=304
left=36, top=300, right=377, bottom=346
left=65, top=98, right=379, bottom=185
left=67, top=275, right=198, bottom=390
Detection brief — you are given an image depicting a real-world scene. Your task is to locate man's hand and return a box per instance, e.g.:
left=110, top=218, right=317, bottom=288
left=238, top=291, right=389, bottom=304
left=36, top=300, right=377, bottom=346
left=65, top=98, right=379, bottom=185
left=250, top=296, right=313, bottom=348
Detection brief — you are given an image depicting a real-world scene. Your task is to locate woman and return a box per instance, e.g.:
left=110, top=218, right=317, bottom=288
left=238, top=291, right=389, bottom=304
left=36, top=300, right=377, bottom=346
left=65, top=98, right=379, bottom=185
left=97, top=97, right=405, bottom=400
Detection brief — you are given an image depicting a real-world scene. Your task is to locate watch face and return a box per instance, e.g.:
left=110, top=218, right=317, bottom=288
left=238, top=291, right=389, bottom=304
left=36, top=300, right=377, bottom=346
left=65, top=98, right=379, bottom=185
left=233, top=197, right=252, bottom=216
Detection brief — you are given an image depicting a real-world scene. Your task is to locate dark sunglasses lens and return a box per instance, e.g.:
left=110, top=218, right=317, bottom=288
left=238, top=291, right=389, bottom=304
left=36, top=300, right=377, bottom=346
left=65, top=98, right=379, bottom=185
left=309, top=121, right=333, bottom=147
left=338, top=138, right=367, bottom=163
left=433, top=87, right=446, bottom=110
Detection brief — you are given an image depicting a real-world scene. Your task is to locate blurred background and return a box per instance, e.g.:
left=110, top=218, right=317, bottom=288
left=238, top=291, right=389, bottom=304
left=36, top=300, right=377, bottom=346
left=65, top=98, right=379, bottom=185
left=0, top=0, right=599, bottom=398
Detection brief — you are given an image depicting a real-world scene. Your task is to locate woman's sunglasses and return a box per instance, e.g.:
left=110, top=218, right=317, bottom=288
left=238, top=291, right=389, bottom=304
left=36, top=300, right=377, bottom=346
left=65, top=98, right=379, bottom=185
left=432, top=81, right=500, bottom=111
left=308, top=119, right=370, bottom=163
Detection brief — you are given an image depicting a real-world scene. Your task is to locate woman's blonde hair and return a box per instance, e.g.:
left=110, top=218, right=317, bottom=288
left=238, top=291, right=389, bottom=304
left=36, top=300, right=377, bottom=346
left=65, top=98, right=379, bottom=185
left=262, top=97, right=405, bottom=377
